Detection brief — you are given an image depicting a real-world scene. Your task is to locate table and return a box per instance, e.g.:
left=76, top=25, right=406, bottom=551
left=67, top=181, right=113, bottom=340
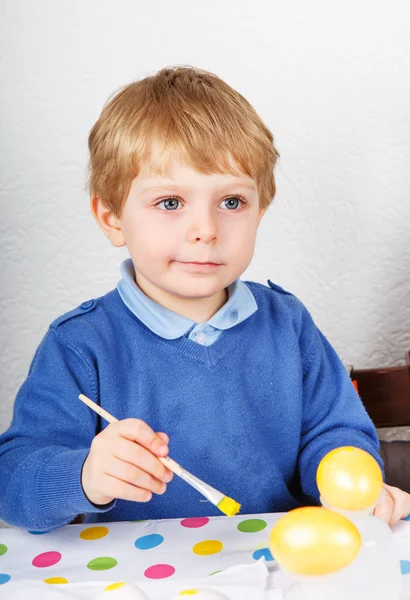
left=1, top=513, right=410, bottom=599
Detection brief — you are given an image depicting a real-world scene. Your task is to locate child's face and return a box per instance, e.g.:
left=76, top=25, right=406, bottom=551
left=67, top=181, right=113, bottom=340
left=95, top=153, right=265, bottom=314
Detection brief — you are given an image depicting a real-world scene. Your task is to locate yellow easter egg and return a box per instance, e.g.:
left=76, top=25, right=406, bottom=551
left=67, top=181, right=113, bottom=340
left=317, top=446, right=383, bottom=510
left=168, top=590, right=230, bottom=600
left=269, top=506, right=361, bottom=576
left=94, top=582, right=149, bottom=600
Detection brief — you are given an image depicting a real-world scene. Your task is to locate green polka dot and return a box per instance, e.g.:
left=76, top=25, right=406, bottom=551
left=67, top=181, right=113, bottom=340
left=0, top=545, right=7, bottom=557
left=87, top=556, right=118, bottom=571
left=237, top=518, right=267, bottom=533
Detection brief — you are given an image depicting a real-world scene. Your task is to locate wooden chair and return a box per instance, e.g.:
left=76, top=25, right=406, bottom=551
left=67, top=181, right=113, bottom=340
left=350, top=352, right=410, bottom=493
left=379, top=441, right=410, bottom=493
left=350, top=355, right=410, bottom=427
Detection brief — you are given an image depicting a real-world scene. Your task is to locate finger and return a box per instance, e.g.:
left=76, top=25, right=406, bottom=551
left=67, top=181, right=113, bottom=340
left=157, top=432, right=169, bottom=445
left=374, top=489, right=394, bottom=524
left=116, top=419, right=169, bottom=456
left=390, top=503, right=405, bottom=526
left=384, top=485, right=410, bottom=525
left=101, top=474, right=153, bottom=503
left=105, top=457, right=167, bottom=495
left=112, top=438, right=173, bottom=483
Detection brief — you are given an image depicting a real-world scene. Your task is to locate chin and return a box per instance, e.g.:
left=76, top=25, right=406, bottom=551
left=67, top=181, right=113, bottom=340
left=171, top=279, right=226, bottom=300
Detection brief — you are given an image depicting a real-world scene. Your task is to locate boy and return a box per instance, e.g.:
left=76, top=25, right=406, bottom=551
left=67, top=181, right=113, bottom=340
left=0, top=66, right=409, bottom=531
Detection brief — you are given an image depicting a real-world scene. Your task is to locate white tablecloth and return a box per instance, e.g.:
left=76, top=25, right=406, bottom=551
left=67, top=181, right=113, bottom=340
left=1, top=513, right=410, bottom=599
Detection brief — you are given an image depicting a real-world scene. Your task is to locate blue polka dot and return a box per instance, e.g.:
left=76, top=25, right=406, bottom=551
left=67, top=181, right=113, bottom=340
left=401, top=560, right=410, bottom=575
left=0, top=574, right=11, bottom=585
left=134, top=533, right=164, bottom=550
left=252, top=547, right=274, bottom=562
left=402, top=514, right=410, bottom=522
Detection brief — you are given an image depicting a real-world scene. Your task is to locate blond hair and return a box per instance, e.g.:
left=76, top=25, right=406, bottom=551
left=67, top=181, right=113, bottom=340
left=87, top=65, right=279, bottom=216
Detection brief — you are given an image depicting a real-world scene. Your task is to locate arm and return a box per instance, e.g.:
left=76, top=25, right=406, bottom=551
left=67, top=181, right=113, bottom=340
left=0, top=327, right=114, bottom=530
left=297, top=314, right=382, bottom=503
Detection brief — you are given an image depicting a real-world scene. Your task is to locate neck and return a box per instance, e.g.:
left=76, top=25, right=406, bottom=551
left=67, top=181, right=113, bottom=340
left=135, top=277, right=229, bottom=323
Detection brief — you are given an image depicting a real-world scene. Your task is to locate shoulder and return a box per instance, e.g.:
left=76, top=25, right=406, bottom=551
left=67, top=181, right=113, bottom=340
left=245, top=279, right=305, bottom=313
left=49, top=289, right=120, bottom=343
left=245, top=278, right=296, bottom=297
left=50, top=299, right=99, bottom=329
left=244, top=279, right=317, bottom=338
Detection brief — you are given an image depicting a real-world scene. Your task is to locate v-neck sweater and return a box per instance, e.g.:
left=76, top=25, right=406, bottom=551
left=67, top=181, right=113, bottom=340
left=0, top=280, right=381, bottom=530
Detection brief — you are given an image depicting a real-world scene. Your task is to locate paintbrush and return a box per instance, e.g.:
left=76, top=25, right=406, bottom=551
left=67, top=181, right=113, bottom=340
left=78, top=393, right=241, bottom=517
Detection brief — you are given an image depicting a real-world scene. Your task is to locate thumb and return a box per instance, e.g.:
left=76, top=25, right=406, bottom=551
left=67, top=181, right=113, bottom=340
left=373, top=488, right=394, bottom=524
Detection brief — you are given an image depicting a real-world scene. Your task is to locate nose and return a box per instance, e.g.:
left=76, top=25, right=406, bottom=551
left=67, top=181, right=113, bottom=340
left=186, top=208, right=218, bottom=244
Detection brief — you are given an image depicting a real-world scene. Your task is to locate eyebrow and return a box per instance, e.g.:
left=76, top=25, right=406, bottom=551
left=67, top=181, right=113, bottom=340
left=140, top=181, right=257, bottom=194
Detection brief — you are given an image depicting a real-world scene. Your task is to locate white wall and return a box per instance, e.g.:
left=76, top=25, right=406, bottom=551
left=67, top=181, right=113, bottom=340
left=1, top=0, right=410, bottom=432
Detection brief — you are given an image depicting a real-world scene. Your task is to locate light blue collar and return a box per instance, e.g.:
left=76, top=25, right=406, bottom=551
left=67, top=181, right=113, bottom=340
left=116, top=258, right=258, bottom=340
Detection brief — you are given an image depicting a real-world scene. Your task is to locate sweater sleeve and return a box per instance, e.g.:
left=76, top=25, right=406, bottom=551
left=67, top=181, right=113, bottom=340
left=0, top=327, right=115, bottom=531
left=297, top=313, right=383, bottom=504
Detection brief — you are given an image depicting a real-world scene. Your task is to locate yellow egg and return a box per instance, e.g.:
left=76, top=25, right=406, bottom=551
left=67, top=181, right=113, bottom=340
left=94, top=582, right=149, bottom=600
left=269, top=506, right=362, bottom=576
left=317, top=446, right=383, bottom=510
left=167, top=589, right=231, bottom=600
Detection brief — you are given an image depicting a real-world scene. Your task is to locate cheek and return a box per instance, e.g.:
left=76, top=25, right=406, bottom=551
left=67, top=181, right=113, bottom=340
left=123, top=218, right=176, bottom=259
left=228, top=222, right=258, bottom=255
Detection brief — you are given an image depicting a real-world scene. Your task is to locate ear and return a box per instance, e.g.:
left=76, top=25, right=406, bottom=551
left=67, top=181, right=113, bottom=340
left=90, top=195, right=126, bottom=247
left=257, top=207, right=267, bottom=226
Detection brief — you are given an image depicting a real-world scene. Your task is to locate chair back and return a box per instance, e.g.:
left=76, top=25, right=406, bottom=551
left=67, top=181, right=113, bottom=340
left=350, top=356, right=410, bottom=428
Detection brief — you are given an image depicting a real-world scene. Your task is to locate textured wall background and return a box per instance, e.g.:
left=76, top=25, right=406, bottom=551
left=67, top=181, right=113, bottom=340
left=1, top=0, right=410, bottom=436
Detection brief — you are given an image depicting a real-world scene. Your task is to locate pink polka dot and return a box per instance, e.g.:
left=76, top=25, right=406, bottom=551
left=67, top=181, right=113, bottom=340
left=32, top=551, right=62, bottom=568
left=144, top=563, right=175, bottom=579
left=180, top=517, right=210, bottom=528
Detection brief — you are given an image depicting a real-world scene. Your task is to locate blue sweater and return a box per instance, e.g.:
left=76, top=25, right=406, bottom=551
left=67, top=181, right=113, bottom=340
left=0, top=281, right=381, bottom=530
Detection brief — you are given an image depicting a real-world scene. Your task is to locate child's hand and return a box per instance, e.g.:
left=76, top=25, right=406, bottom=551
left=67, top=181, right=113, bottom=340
left=373, top=483, right=410, bottom=526
left=81, top=419, right=174, bottom=506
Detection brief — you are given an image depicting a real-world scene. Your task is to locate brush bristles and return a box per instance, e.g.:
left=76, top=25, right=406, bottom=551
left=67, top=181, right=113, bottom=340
left=217, top=496, right=241, bottom=517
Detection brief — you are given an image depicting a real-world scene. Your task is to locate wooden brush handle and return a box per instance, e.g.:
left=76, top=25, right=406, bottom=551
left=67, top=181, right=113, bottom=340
left=79, top=394, right=117, bottom=424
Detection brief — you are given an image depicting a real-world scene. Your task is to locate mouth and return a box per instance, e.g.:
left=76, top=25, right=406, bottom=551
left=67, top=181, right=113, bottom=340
left=174, top=261, right=223, bottom=272
left=181, top=261, right=221, bottom=266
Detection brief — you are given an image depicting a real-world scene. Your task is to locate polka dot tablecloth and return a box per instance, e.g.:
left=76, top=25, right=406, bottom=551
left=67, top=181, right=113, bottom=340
left=1, top=513, right=410, bottom=598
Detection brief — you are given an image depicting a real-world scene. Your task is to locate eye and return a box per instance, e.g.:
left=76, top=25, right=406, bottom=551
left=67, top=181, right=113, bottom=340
left=156, top=196, right=181, bottom=210
left=220, top=196, right=244, bottom=210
